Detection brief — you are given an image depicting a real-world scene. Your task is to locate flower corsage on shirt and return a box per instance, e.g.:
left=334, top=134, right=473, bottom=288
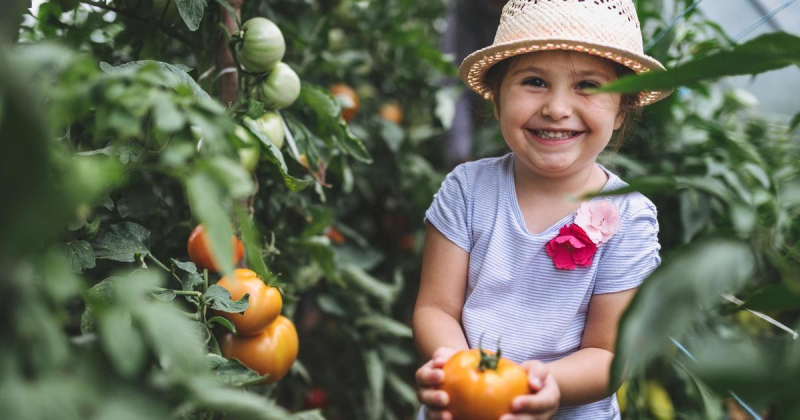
left=545, top=200, right=621, bottom=270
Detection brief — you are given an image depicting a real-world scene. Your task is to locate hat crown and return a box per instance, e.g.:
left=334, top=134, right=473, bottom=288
left=496, top=0, right=644, bottom=54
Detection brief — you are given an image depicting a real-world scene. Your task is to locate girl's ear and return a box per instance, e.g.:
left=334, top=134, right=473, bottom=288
left=614, top=110, right=625, bottom=130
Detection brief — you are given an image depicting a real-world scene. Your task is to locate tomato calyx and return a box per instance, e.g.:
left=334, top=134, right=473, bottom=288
left=477, top=334, right=502, bottom=372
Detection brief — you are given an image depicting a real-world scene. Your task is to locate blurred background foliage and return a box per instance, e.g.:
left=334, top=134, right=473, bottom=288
left=2, top=0, right=799, bottom=419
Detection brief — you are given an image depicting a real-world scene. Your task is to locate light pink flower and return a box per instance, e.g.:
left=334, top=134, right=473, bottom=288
left=574, top=200, right=621, bottom=245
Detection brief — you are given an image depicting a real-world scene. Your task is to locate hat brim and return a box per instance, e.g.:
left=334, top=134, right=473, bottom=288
left=459, top=38, right=672, bottom=107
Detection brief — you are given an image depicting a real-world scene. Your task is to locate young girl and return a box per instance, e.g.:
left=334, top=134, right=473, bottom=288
left=413, top=1, right=671, bottom=419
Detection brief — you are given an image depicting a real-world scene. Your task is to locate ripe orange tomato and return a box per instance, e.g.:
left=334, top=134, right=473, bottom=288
left=187, top=225, right=244, bottom=272
left=214, top=268, right=282, bottom=336
left=220, top=315, right=299, bottom=383
left=379, top=101, right=404, bottom=124
left=330, top=83, right=359, bottom=122
left=441, top=348, right=529, bottom=420
left=324, top=226, right=346, bottom=244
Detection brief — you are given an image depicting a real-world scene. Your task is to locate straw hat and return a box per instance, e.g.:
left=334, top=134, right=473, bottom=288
left=460, top=0, right=672, bottom=107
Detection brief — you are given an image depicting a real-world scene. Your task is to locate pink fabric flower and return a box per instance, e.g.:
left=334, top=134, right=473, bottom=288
left=574, top=200, right=621, bottom=245
left=545, top=224, right=597, bottom=270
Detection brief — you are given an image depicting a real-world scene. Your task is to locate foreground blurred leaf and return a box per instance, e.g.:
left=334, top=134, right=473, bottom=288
left=186, top=171, right=236, bottom=275
left=611, top=239, right=755, bottom=388
left=598, top=32, right=800, bottom=93
left=100, top=60, right=211, bottom=100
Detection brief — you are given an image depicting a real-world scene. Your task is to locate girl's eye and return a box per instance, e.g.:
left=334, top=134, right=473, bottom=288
left=577, top=80, right=601, bottom=90
left=522, top=77, right=545, bottom=87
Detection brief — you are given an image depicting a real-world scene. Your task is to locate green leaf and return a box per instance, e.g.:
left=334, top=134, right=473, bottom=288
left=206, top=284, right=249, bottom=314
left=207, top=354, right=269, bottom=386
left=292, top=236, right=338, bottom=281
left=243, top=119, right=315, bottom=192
left=90, top=222, right=151, bottom=262
left=100, top=60, right=211, bottom=101
left=207, top=156, right=255, bottom=198
left=297, top=84, right=372, bottom=163
left=152, top=289, right=177, bottom=302
left=386, top=371, right=418, bottom=408
left=363, top=349, right=385, bottom=420
left=790, top=112, right=800, bottom=132
left=97, top=307, right=147, bottom=378
left=356, top=315, right=413, bottom=338
left=611, top=239, right=755, bottom=388
left=152, top=92, right=186, bottom=133
left=316, top=294, right=347, bottom=317
left=234, top=204, right=275, bottom=284
left=59, top=240, right=96, bottom=273
left=186, top=378, right=290, bottom=419
left=175, top=0, right=207, bottom=31
left=207, top=316, right=237, bottom=334
left=340, top=264, right=402, bottom=304
left=171, top=258, right=198, bottom=274
left=597, top=32, right=800, bottom=94
left=290, top=410, right=326, bottom=420
left=186, top=171, right=236, bottom=275
left=378, top=119, right=403, bottom=152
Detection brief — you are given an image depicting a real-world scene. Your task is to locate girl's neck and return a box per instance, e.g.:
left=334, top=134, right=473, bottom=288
left=512, top=155, right=608, bottom=200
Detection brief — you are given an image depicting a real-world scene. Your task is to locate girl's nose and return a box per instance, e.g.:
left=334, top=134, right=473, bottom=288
left=541, top=91, right=573, bottom=121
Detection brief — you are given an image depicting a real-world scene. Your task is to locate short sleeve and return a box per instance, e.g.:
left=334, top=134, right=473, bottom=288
left=424, top=165, right=472, bottom=253
left=593, top=205, right=661, bottom=294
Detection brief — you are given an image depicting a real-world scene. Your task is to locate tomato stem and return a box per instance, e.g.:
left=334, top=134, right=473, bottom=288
left=476, top=333, right=501, bottom=372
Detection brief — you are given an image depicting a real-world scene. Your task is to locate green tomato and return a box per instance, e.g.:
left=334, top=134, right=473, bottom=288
left=234, top=126, right=262, bottom=171
left=258, top=62, right=301, bottom=110
left=245, top=112, right=285, bottom=150
left=239, top=18, right=286, bottom=73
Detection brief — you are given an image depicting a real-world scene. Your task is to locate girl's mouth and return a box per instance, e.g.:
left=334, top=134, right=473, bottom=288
left=527, top=129, right=584, bottom=144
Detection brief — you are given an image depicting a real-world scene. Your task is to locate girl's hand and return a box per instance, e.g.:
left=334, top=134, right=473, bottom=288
left=415, top=346, right=458, bottom=420
left=500, top=360, right=560, bottom=420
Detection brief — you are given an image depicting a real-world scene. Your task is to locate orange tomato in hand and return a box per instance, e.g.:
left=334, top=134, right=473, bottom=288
left=187, top=225, right=245, bottom=272
left=220, top=315, right=299, bottom=383
left=214, top=268, right=282, bottom=336
left=441, top=348, right=529, bottom=420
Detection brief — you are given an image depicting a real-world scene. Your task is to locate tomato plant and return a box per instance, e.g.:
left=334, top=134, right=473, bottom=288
left=214, top=268, right=282, bottom=336
left=441, top=347, right=529, bottom=420
left=220, top=315, right=299, bottom=383
left=187, top=225, right=245, bottom=273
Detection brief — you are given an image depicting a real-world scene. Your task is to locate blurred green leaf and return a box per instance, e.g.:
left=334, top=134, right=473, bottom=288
left=598, top=32, right=800, bottom=93
left=185, top=378, right=290, bottom=419
left=186, top=171, right=236, bottom=275
left=744, top=283, right=800, bottom=312
left=91, top=222, right=151, bottom=262
left=206, top=284, right=249, bottom=314
left=363, top=349, right=384, bottom=420
left=100, top=60, right=211, bottom=101
left=98, top=306, right=147, bottom=377
left=207, top=354, right=269, bottom=386
left=340, top=264, right=402, bottom=304
left=612, top=239, right=755, bottom=388
left=235, top=204, right=275, bottom=283
left=356, top=315, right=413, bottom=338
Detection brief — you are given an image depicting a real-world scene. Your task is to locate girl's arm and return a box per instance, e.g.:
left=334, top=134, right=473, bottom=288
left=546, top=287, right=638, bottom=406
left=412, top=222, right=471, bottom=359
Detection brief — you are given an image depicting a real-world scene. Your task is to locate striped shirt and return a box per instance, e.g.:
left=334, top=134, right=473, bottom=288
left=422, top=152, right=661, bottom=419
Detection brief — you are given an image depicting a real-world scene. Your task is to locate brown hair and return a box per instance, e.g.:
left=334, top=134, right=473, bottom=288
left=483, top=54, right=641, bottom=152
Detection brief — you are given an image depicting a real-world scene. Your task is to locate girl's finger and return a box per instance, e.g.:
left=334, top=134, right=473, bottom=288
left=519, top=360, right=548, bottom=392
left=415, top=363, right=445, bottom=387
left=431, top=347, right=457, bottom=367
left=417, top=388, right=450, bottom=408
left=425, top=408, right=453, bottom=420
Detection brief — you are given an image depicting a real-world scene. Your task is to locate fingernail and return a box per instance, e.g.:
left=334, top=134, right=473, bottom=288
left=532, top=377, right=543, bottom=389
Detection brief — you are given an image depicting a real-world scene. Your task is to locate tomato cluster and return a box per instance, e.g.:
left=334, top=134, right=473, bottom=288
left=234, top=17, right=300, bottom=168
left=216, top=269, right=298, bottom=383
left=187, top=227, right=298, bottom=383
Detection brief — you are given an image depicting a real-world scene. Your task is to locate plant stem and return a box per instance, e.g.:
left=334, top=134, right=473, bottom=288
left=146, top=254, right=183, bottom=285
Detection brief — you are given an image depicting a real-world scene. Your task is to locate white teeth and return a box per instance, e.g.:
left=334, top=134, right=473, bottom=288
left=533, top=130, right=578, bottom=140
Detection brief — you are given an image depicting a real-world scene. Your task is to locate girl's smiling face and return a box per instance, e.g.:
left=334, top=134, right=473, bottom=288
left=494, top=50, right=624, bottom=178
